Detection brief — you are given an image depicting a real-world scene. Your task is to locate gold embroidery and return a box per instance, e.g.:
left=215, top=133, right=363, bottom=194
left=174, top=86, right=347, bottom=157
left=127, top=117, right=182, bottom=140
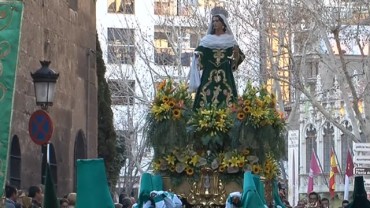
left=200, top=69, right=234, bottom=106
left=213, top=49, right=225, bottom=66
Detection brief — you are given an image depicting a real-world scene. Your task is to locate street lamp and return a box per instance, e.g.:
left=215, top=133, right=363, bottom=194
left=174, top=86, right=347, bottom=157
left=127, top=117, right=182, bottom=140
left=30, top=60, right=59, bottom=110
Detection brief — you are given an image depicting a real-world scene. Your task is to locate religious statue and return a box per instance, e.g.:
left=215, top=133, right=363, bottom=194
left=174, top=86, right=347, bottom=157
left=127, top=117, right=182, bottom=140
left=192, top=7, right=245, bottom=109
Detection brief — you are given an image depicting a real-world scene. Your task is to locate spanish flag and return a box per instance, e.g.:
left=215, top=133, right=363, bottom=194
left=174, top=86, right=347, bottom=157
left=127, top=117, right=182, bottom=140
left=329, top=148, right=339, bottom=198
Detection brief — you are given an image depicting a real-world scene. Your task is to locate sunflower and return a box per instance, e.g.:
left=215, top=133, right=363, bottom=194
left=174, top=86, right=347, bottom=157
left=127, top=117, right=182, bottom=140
left=218, top=165, right=226, bottom=172
left=167, top=100, right=176, bottom=108
left=243, top=106, right=250, bottom=113
left=265, top=165, right=271, bottom=173
left=173, top=109, right=181, bottom=119
left=252, top=164, right=261, bottom=174
left=162, top=96, right=169, bottom=103
left=244, top=100, right=251, bottom=106
left=185, top=167, right=194, bottom=176
left=237, top=112, right=246, bottom=120
left=169, top=165, right=176, bottom=172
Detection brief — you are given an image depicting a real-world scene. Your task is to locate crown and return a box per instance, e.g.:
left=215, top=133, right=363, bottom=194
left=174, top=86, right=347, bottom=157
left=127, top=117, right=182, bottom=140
left=211, top=7, right=229, bottom=18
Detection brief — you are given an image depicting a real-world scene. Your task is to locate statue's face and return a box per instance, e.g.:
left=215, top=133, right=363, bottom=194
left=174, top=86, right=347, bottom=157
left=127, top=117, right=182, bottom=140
left=212, top=16, right=224, bottom=32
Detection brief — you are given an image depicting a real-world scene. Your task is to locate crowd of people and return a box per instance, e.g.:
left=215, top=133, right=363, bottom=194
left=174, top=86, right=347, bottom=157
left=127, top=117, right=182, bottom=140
left=2, top=183, right=136, bottom=208
left=292, top=192, right=349, bottom=208
left=3, top=184, right=77, bottom=208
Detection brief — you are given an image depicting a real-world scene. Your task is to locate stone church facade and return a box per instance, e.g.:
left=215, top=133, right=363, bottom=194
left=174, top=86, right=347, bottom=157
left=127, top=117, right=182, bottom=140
left=8, top=0, right=98, bottom=196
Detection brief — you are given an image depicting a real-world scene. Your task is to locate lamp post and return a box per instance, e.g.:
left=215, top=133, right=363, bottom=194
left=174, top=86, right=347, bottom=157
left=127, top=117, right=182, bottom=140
left=30, top=60, right=59, bottom=110
left=30, top=60, right=59, bottom=185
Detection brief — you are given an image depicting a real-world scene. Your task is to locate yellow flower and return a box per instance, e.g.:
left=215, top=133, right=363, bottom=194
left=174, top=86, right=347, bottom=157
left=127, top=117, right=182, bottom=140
left=189, top=155, right=200, bottom=166
left=185, top=167, right=194, bottom=176
left=237, top=112, right=246, bottom=120
left=166, top=155, right=176, bottom=166
left=252, top=164, right=261, bottom=174
left=162, top=96, right=169, bottom=103
left=243, top=106, right=250, bottom=113
left=173, top=109, right=181, bottom=120
left=157, top=80, right=166, bottom=90
left=265, top=165, right=271, bottom=174
left=199, top=120, right=209, bottom=129
left=222, top=158, right=229, bottom=167
left=167, top=100, right=176, bottom=108
left=244, top=100, right=251, bottom=106
left=230, top=156, right=239, bottom=167
left=238, top=156, right=245, bottom=168
left=161, top=103, right=171, bottom=111
left=153, top=161, right=161, bottom=171
left=218, top=165, right=226, bottom=172
left=250, top=108, right=264, bottom=118
left=255, top=98, right=264, bottom=107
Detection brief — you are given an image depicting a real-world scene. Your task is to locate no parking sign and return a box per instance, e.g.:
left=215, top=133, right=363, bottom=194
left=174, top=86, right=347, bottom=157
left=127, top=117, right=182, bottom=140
left=28, top=110, right=54, bottom=145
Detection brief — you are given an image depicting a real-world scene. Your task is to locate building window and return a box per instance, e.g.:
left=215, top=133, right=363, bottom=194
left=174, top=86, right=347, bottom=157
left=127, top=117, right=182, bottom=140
left=108, top=79, right=135, bottom=105
left=73, top=130, right=87, bottom=191
left=69, top=0, right=78, bottom=11
left=341, top=120, right=353, bottom=170
left=154, top=0, right=177, bottom=16
left=323, top=122, right=335, bottom=173
left=154, top=26, right=197, bottom=66
left=308, top=61, right=318, bottom=79
left=41, top=144, right=57, bottom=191
left=107, top=28, right=135, bottom=64
left=306, top=124, right=317, bottom=173
left=108, top=0, right=134, bottom=14
left=9, top=135, right=21, bottom=189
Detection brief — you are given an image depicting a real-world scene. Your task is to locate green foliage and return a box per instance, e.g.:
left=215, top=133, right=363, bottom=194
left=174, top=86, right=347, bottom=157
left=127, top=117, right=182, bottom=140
left=145, top=79, right=192, bottom=158
left=96, top=34, right=124, bottom=186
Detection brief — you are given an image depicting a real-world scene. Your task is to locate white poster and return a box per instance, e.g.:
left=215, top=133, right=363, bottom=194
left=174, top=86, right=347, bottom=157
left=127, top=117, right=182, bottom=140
left=288, top=130, right=299, bottom=206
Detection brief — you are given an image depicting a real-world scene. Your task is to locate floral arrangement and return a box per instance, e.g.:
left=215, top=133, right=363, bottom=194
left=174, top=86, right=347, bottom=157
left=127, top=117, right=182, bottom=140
left=153, top=147, right=258, bottom=176
left=147, top=79, right=192, bottom=157
left=147, top=79, right=285, bottom=181
left=230, top=82, right=284, bottom=129
left=263, top=153, right=280, bottom=180
left=187, top=104, right=233, bottom=147
left=150, top=79, right=192, bottom=121
left=228, top=82, right=286, bottom=163
left=152, top=146, right=280, bottom=183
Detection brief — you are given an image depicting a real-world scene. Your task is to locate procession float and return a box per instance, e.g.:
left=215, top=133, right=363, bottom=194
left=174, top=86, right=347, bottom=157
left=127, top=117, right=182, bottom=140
left=145, top=79, right=286, bottom=207
left=142, top=6, right=287, bottom=208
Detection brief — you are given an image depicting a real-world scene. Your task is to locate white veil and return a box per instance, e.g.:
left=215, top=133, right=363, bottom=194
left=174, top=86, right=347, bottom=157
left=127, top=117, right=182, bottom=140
left=199, top=8, right=237, bottom=49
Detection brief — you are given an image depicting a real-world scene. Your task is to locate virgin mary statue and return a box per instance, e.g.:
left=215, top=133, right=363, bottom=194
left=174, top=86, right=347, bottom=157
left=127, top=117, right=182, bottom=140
left=192, top=7, right=245, bottom=109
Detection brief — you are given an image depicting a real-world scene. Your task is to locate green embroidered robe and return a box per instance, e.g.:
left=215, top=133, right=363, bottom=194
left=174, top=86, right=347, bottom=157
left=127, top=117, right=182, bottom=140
left=193, top=46, right=244, bottom=109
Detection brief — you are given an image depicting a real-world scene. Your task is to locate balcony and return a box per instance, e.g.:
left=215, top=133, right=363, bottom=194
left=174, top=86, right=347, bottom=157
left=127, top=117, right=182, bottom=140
left=299, top=173, right=352, bottom=194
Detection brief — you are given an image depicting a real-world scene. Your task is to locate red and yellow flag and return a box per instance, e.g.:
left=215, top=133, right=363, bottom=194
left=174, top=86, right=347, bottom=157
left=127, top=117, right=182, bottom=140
left=329, top=148, right=339, bottom=198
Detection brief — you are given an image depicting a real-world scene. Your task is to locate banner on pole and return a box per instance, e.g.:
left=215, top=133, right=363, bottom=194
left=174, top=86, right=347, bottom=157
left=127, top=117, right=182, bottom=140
left=0, top=1, right=23, bottom=195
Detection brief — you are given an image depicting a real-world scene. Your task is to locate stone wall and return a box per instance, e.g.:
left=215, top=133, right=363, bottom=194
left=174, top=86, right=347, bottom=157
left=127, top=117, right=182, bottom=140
left=10, top=0, right=97, bottom=196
